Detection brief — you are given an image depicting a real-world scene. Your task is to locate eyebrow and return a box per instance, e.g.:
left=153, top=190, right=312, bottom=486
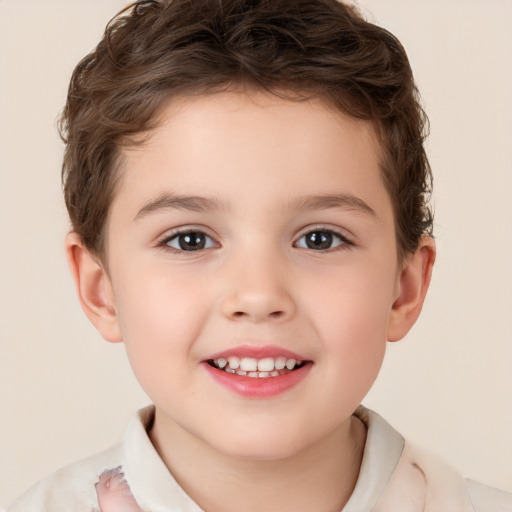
left=134, top=192, right=376, bottom=220
left=290, top=193, right=376, bottom=217
left=134, top=193, right=227, bottom=220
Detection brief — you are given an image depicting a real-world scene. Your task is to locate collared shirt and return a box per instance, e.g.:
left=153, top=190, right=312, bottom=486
left=6, top=405, right=511, bottom=511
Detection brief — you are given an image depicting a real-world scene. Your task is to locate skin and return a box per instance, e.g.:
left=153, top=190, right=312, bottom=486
left=67, top=90, right=435, bottom=512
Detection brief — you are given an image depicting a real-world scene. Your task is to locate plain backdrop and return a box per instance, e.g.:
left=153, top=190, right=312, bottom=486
left=1, top=0, right=511, bottom=506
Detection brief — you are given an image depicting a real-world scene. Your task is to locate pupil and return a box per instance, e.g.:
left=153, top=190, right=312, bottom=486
left=179, top=232, right=205, bottom=250
left=307, top=231, right=332, bottom=250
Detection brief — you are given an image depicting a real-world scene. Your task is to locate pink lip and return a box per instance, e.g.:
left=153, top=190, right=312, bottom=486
left=205, top=344, right=307, bottom=361
left=202, top=345, right=313, bottom=399
left=203, top=362, right=312, bottom=398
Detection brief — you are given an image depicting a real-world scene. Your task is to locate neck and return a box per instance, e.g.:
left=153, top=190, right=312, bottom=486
left=150, top=412, right=366, bottom=512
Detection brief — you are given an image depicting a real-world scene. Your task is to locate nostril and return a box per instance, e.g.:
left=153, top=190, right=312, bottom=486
left=230, top=310, right=285, bottom=320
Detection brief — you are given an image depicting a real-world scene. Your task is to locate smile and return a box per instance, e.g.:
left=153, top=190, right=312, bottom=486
left=203, top=346, right=313, bottom=398
left=207, top=356, right=305, bottom=378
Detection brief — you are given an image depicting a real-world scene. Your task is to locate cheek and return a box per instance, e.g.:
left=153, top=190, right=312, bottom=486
left=309, top=260, right=396, bottom=327
left=305, top=262, right=396, bottom=376
left=111, top=269, right=210, bottom=383
left=115, top=262, right=205, bottom=330
left=311, top=289, right=389, bottom=412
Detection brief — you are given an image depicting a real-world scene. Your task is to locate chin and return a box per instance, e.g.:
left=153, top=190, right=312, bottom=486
left=204, top=423, right=317, bottom=462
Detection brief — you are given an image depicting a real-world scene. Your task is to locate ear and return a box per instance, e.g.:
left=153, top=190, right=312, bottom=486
left=65, top=232, right=123, bottom=343
left=387, top=235, right=436, bottom=342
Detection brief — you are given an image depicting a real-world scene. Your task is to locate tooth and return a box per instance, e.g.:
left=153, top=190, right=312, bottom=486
left=258, top=372, right=270, bottom=378
left=228, top=357, right=240, bottom=369
left=216, top=358, right=227, bottom=369
left=225, top=367, right=235, bottom=374
left=270, top=370, right=279, bottom=377
left=285, top=358, right=297, bottom=370
left=274, top=357, right=286, bottom=370
left=248, top=372, right=259, bottom=378
left=257, top=357, right=275, bottom=372
left=236, top=369, right=247, bottom=376
left=240, top=358, right=258, bottom=372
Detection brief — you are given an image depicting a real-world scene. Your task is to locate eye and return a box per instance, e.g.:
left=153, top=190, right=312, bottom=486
left=295, top=229, right=349, bottom=251
left=164, top=230, right=217, bottom=251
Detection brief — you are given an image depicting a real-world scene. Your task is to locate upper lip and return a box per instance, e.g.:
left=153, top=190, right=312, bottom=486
left=204, top=344, right=309, bottom=362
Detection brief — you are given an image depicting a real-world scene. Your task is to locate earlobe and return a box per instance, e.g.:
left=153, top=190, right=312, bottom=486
left=387, top=235, right=436, bottom=342
left=65, top=233, right=123, bottom=343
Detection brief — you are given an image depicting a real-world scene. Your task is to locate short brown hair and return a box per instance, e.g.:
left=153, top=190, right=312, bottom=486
left=60, top=0, right=433, bottom=261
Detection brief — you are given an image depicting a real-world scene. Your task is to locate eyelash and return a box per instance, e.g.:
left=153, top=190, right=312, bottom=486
left=158, top=229, right=218, bottom=253
left=294, top=228, right=353, bottom=251
left=158, top=227, right=353, bottom=254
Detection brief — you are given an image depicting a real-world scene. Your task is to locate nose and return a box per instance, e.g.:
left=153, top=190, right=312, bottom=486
left=220, top=251, right=296, bottom=323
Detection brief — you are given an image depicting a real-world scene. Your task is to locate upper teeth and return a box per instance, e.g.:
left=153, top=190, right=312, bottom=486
left=215, top=356, right=300, bottom=372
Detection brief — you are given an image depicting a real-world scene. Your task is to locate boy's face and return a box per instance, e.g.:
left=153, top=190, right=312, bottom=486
left=82, top=91, right=430, bottom=461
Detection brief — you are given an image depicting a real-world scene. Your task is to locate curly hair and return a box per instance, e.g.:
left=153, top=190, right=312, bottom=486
left=60, top=0, right=433, bottom=261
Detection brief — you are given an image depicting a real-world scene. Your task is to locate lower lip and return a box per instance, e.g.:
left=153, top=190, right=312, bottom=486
left=203, top=362, right=312, bottom=399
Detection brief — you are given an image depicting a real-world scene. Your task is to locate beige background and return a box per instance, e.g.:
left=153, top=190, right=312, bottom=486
left=1, top=0, right=511, bottom=506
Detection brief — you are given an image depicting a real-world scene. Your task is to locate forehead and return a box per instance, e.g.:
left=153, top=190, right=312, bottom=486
left=112, top=90, right=391, bottom=220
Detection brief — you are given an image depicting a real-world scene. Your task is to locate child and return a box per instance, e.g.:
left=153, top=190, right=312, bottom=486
left=6, top=0, right=511, bottom=511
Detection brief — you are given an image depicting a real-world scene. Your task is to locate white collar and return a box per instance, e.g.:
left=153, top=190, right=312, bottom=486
left=121, top=404, right=405, bottom=511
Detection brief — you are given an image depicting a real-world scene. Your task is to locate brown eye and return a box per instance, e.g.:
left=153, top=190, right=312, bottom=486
left=296, top=230, right=346, bottom=250
left=166, top=231, right=215, bottom=251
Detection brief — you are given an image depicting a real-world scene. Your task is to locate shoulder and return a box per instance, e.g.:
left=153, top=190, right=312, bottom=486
left=6, top=442, right=123, bottom=512
left=465, top=478, right=512, bottom=512
left=6, top=406, right=156, bottom=512
left=380, top=440, right=512, bottom=512
left=7, top=406, right=156, bottom=512
left=354, top=407, right=511, bottom=512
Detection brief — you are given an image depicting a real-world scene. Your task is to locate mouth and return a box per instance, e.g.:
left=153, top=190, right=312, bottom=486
left=206, top=356, right=307, bottom=378
left=202, top=347, right=313, bottom=398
